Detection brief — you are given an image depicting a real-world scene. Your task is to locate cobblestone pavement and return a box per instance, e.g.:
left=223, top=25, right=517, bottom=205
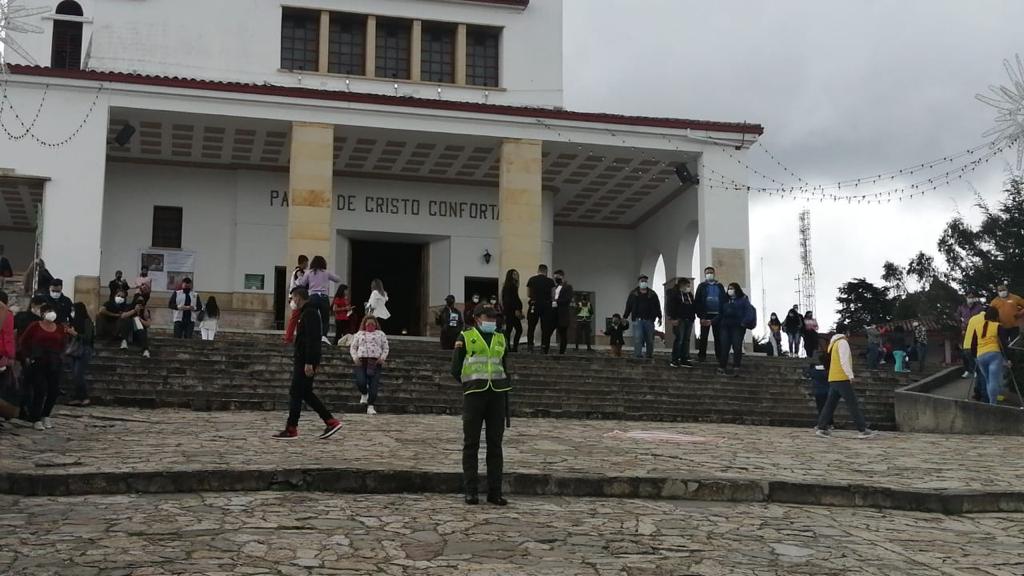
left=2, top=407, right=1023, bottom=493
left=1, top=492, right=1022, bottom=576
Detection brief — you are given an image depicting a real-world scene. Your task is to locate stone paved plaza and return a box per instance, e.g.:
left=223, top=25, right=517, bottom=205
left=3, top=407, right=1023, bottom=494
left=1, top=492, right=1022, bottom=576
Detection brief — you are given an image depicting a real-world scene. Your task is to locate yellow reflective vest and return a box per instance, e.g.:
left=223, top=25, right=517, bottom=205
left=460, top=328, right=510, bottom=394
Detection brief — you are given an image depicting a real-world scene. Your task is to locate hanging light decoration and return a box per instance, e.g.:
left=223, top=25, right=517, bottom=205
left=977, top=53, right=1024, bottom=169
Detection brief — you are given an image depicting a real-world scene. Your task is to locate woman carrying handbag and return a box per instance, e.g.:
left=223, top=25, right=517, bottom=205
left=67, top=303, right=96, bottom=406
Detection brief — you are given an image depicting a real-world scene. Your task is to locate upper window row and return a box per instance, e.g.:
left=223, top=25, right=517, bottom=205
left=281, top=9, right=501, bottom=88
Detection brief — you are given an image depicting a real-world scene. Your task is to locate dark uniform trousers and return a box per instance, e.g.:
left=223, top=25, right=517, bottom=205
left=462, top=388, right=506, bottom=496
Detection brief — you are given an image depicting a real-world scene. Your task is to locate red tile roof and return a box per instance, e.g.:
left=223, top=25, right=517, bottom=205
left=7, top=65, right=765, bottom=136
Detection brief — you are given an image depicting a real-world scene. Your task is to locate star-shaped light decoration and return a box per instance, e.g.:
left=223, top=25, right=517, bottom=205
left=977, top=54, right=1024, bottom=169
left=0, top=0, right=49, bottom=73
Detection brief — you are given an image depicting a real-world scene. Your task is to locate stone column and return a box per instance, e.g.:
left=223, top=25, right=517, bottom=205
left=287, top=122, right=334, bottom=270
left=499, top=139, right=543, bottom=304
left=73, top=275, right=100, bottom=318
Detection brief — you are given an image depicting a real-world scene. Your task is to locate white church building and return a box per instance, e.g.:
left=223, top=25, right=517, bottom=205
left=0, top=0, right=761, bottom=335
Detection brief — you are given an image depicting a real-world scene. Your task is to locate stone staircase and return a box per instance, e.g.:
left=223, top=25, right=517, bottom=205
left=80, top=332, right=912, bottom=430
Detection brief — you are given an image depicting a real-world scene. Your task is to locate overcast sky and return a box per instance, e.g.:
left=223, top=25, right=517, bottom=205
left=563, top=0, right=1022, bottom=330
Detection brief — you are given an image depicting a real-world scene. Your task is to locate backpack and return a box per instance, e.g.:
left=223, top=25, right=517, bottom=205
left=742, top=302, right=757, bottom=330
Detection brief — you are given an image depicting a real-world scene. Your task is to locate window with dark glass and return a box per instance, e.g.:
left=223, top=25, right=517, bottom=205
left=50, top=0, right=84, bottom=70
left=466, top=26, right=500, bottom=87
left=328, top=13, right=366, bottom=75
left=152, top=206, right=183, bottom=249
left=420, top=22, right=455, bottom=83
left=375, top=18, right=411, bottom=79
left=280, top=9, right=319, bottom=71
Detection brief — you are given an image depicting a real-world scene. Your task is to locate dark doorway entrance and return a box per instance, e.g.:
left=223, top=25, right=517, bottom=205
left=464, top=276, right=499, bottom=308
left=272, top=266, right=287, bottom=330
left=350, top=239, right=425, bottom=335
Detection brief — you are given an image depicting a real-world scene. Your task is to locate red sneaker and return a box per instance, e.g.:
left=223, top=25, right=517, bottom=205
left=272, top=426, right=298, bottom=440
left=318, top=419, right=342, bottom=440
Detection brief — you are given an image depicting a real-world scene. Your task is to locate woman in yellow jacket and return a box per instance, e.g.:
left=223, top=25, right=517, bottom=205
left=963, top=307, right=1008, bottom=405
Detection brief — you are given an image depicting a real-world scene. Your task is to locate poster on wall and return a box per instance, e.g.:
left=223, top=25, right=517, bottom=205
left=140, top=249, right=196, bottom=290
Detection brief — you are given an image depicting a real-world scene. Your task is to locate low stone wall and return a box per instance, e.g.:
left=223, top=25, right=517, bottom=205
left=895, top=368, right=1024, bottom=436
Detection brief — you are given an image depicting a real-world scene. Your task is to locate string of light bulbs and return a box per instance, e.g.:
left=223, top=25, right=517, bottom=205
left=703, top=142, right=1007, bottom=203
left=530, top=117, right=1010, bottom=204
left=0, top=77, right=104, bottom=148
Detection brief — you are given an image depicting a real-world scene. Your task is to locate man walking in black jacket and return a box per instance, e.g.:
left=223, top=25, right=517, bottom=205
left=273, top=287, right=342, bottom=440
left=624, top=274, right=662, bottom=359
left=526, top=265, right=556, bottom=353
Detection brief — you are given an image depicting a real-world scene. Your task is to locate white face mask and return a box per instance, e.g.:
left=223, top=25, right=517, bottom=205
left=727, top=289, right=736, bottom=297
left=639, top=281, right=649, bottom=289
left=998, top=291, right=1009, bottom=298
left=705, top=273, right=715, bottom=281
left=472, top=297, right=480, bottom=303
left=115, top=296, right=126, bottom=305
left=43, top=311, right=58, bottom=322
left=49, top=291, right=61, bottom=299
left=289, top=301, right=298, bottom=311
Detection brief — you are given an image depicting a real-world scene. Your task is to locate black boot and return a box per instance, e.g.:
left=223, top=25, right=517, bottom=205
left=486, top=494, right=508, bottom=506
left=465, top=494, right=480, bottom=505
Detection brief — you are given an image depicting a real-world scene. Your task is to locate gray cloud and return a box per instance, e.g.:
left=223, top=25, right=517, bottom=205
left=564, top=0, right=1021, bottom=328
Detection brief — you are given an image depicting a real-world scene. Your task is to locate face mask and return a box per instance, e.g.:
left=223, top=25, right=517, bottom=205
left=472, top=297, right=480, bottom=303
left=289, top=301, right=298, bottom=311
left=70, top=311, right=76, bottom=320
left=43, top=312, right=57, bottom=322
left=115, top=296, right=125, bottom=305
left=478, top=321, right=497, bottom=333
left=727, top=289, right=736, bottom=297
left=446, top=300, right=455, bottom=306
left=365, top=325, right=378, bottom=333
left=555, top=277, right=563, bottom=285
left=682, top=286, right=692, bottom=294
left=999, top=291, right=1009, bottom=298
left=49, top=291, right=61, bottom=299
left=639, top=281, right=649, bottom=289
left=141, top=272, right=148, bottom=277
left=705, top=274, right=715, bottom=281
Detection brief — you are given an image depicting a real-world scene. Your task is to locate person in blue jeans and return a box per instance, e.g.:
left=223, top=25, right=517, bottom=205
left=717, top=283, right=755, bottom=376
left=666, top=277, right=696, bottom=368
left=623, top=274, right=662, bottom=359
left=695, top=267, right=725, bottom=363
left=964, top=307, right=1007, bottom=405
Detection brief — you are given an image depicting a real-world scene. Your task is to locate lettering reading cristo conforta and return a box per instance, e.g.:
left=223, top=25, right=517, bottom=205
left=270, top=190, right=498, bottom=221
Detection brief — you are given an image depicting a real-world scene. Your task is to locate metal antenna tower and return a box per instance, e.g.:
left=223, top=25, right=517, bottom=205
left=798, top=209, right=817, bottom=314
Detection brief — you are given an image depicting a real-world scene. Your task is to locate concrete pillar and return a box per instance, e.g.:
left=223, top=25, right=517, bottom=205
left=410, top=20, right=423, bottom=82
left=318, top=11, right=330, bottom=73
left=287, top=122, right=334, bottom=269
left=697, top=148, right=750, bottom=288
left=455, top=24, right=467, bottom=85
left=498, top=138, right=543, bottom=305
left=365, top=16, right=377, bottom=78
left=73, top=275, right=100, bottom=319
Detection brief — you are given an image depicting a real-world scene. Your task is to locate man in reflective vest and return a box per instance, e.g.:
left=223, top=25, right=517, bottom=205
left=451, top=306, right=510, bottom=506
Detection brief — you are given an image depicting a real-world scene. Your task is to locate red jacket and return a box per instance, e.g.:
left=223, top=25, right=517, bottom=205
left=0, top=311, right=14, bottom=361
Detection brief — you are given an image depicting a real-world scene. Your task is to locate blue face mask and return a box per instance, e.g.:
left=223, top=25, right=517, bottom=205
left=478, top=321, right=497, bottom=334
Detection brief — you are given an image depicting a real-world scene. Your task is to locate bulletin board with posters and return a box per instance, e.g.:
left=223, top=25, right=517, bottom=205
left=140, top=249, right=196, bottom=291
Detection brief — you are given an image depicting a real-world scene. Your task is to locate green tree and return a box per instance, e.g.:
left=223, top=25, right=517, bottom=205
left=882, top=261, right=907, bottom=298
left=906, top=251, right=940, bottom=291
left=835, top=278, right=893, bottom=332
left=938, top=175, right=1024, bottom=295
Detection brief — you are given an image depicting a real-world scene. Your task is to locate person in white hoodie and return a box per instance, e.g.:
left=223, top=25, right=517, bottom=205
left=815, top=322, right=876, bottom=439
